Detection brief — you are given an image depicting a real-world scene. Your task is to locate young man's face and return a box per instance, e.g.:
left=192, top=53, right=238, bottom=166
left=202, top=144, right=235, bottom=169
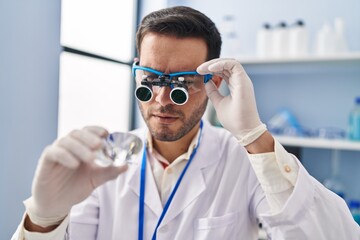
left=137, top=33, right=209, bottom=142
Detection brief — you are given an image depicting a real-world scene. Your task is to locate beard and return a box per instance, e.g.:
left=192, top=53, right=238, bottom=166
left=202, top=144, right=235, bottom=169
left=138, top=98, right=208, bottom=142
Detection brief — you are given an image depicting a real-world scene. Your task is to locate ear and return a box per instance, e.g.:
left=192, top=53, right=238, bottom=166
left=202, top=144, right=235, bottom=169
left=211, top=75, right=222, bottom=88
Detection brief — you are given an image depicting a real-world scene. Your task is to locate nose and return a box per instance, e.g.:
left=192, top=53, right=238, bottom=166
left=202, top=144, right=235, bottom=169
left=154, top=86, right=173, bottom=106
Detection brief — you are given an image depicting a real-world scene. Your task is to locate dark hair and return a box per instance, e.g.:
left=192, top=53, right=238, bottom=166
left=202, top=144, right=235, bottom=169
left=136, top=6, right=222, bottom=60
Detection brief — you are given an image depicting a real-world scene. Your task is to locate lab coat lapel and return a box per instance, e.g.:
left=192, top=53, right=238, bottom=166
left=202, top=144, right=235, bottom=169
left=160, top=161, right=206, bottom=226
left=160, top=122, right=219, bottom=226
left=127, top=148, right=163, bottom=217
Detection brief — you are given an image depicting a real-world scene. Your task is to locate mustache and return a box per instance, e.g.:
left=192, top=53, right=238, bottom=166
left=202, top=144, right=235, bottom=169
left=149, top=105, right=185, bottom=117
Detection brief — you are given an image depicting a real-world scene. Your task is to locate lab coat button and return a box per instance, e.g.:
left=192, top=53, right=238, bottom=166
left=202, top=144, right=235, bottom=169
left=284, top=165, right=291, bottom=173
left=159, top=225, right=168, bottom=233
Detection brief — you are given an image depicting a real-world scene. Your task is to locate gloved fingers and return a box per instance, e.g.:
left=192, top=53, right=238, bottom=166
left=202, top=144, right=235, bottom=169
left=43, top=146, right=80, bottom=169
left=205, top=80, right=224, bottom=109
left=204, top=58, right=244, bottom=74
left=208, top=59, right=247, bottom=84
left=209, top=72, right=229, bottom=81
left=56, top=136, right=96, bottom=164
left=91, top=164, right=128, bottom=188
left=69, top=129, right=103, bottom=150
left=197, top=58, right=235, bottom=74
left=198, top=58, right=248, bottom=87
left=83, top=126, right=109, bottom=138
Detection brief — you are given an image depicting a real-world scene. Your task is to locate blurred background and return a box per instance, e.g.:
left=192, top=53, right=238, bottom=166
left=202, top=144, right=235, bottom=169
left=1, top=0, right=359, bottom=238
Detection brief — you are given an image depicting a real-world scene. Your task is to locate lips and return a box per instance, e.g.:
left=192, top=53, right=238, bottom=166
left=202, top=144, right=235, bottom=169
left=153, top=113, right=177, bottom=118
left=151, top=113, right=179, bottom=124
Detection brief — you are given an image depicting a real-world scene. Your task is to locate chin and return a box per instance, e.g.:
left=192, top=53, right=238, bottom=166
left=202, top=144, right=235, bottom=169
left=151, top=130, right=179, bottom=142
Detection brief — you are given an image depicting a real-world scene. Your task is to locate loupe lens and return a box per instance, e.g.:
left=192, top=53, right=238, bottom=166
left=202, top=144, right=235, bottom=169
left=170, top=87, right=188, bottom=105
left=135, top=85, right=153, bottom=102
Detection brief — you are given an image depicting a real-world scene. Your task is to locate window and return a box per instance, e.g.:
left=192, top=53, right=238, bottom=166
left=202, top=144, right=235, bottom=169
left=58, top=0, right=137, bottom=136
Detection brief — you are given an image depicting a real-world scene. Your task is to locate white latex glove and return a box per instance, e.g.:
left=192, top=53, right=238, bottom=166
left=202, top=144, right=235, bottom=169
left=197, top=58, right=266, bottom=146
left=25, top=126, right=128, bottom=227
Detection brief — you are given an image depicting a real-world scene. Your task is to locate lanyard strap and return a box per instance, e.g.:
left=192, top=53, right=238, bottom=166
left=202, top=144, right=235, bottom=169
left=138, top=120, right=204, bottom=240
left=138, top=145, right=147, bottom=240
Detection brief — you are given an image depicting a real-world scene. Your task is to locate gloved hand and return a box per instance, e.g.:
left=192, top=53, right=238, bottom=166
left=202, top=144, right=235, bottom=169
left=197, top=58, right=266, bottom=146
left=25, top=126, right=128, bottom=227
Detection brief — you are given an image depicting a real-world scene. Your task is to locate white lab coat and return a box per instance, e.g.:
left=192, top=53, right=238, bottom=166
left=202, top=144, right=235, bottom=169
left=13, top=121, right=360, bottom=239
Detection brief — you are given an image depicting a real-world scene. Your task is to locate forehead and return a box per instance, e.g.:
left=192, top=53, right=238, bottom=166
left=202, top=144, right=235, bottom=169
left=139, top=33, right=208, bottom=72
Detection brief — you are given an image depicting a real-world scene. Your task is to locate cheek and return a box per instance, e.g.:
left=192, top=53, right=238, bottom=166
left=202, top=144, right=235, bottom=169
left=183, top=91, right=207, bottom=110
left=137, top=101, right=149, bottom=115
left=190, top=90, right=207, bottom=103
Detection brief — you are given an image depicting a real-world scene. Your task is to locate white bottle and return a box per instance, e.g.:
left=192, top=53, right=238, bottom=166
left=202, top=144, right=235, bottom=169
left=289, top=20, right=309, bottom=57
left=256, top=23, right=272, bottom=58
left=219, top=15, right=240, bottom=57
left=272, top=22, right=289, bottom=57
left=323, top=150, right=346, bottom=199
left=334, top=17, right=348, bottom=53
left=316, top=23, right=335, bottom=55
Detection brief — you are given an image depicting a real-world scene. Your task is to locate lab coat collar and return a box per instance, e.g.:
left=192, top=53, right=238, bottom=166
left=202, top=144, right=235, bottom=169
left=127, top=120, right=220, bottom=224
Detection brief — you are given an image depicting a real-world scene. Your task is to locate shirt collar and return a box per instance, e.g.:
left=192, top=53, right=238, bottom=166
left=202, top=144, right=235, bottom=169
left=146, top=128, right=201, bottom=166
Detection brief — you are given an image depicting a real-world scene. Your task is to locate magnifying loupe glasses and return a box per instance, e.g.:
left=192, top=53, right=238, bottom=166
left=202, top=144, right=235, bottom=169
left=95, top=132, right=143, bottom=167
left=132, top=61, right=212, bottom=105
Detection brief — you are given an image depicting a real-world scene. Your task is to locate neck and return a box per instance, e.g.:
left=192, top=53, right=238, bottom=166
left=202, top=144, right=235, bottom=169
left=152, top=122, right=200, bottom=163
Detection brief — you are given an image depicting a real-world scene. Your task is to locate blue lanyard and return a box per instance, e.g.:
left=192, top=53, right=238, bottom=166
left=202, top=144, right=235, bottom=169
left=138, top=120, right=204, bottom=240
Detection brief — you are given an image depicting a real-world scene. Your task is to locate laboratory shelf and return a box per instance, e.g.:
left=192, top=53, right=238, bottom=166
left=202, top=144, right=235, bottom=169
left=236, top=52, right=360, bottom=64
left=220, top=52, right=360, bottom=151
left=274, top=135, right=360, bottom=151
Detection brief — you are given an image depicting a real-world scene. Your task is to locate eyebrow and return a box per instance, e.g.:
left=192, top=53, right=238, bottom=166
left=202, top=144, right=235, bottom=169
left=140, top=65, right=197, bottom=74
left=140, top=65, right=159, bottom=71
left=139, top=60, right=197, bottom=72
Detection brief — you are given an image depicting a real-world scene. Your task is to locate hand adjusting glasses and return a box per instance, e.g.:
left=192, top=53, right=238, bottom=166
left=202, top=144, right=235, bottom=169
left=132, top=61, right=212, bottom=105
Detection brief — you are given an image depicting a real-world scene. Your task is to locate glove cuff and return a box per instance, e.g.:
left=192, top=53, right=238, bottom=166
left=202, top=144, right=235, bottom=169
left=237, top=123, right=267, bottom=146
left=24, top=197, right=68, bottom=228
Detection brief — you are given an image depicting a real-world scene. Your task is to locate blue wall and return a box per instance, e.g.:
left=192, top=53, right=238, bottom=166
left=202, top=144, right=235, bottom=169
left=167, top=0, right=360, bottom=201
left=0, top=1, right=61, bottom=238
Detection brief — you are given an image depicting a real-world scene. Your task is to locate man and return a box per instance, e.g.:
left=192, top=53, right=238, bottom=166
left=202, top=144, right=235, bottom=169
left=12, top=6, right=359, bottom=239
